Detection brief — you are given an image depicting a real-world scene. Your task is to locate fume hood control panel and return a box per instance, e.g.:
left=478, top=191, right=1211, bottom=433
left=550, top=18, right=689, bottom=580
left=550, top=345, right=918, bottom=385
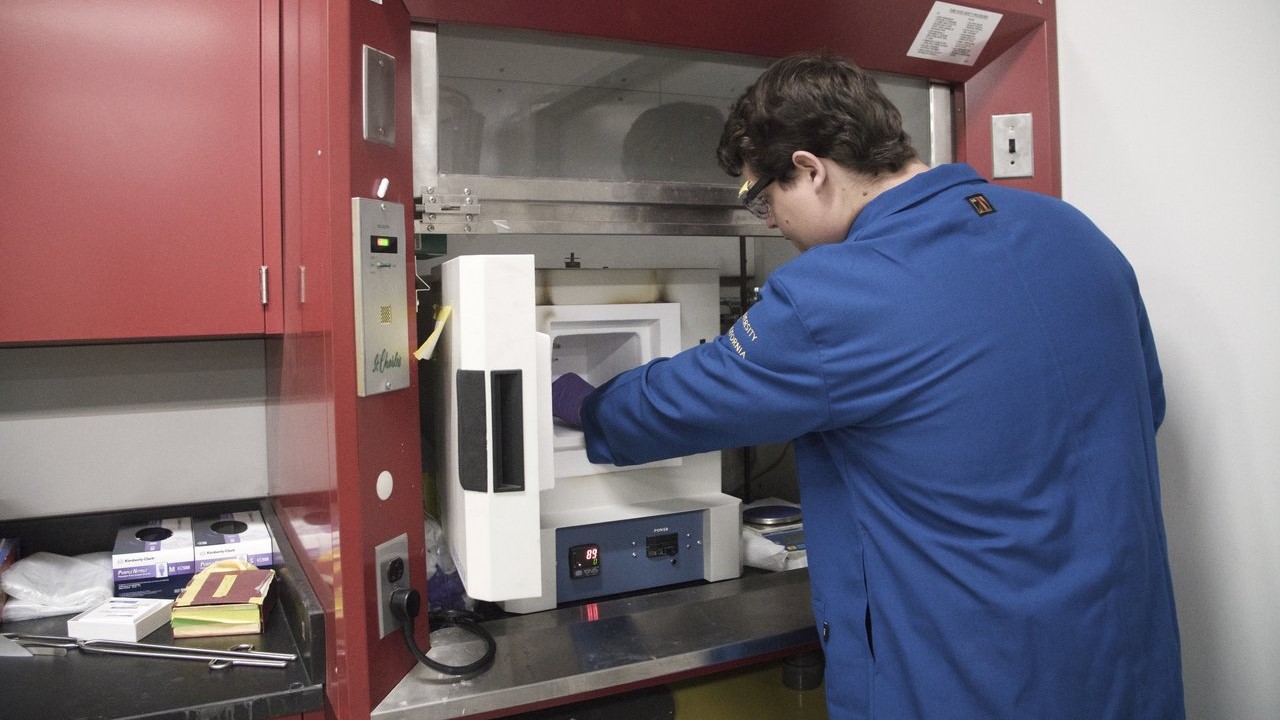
left=352, top=197, right=410, bottom=397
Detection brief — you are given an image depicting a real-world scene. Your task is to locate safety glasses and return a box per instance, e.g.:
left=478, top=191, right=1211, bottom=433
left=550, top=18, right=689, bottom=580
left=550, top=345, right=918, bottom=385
left=737, top=175, right=774, bottom=220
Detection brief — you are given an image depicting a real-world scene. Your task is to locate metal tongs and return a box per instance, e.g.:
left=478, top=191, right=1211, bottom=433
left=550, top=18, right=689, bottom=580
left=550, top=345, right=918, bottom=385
left=1, top=633, right=296, bottom=669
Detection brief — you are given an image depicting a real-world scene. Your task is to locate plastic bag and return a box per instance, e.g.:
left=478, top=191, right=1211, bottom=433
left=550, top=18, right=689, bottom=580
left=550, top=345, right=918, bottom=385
left=0, top=551, right=113, bottom=621
left=424, top=515, right=473, bottom=612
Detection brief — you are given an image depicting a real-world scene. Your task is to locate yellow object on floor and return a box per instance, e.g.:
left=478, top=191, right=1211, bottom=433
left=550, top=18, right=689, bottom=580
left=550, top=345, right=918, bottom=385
left=670, top=658, right=828, bottom=720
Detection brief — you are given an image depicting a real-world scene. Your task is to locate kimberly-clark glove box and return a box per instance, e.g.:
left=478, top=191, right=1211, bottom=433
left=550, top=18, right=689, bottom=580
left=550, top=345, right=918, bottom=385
left=111, top=517, right=196, bottom=599
left=192, top=511, right=278, bottom=571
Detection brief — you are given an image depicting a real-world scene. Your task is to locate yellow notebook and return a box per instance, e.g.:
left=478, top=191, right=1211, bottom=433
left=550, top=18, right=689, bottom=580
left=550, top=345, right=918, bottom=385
left=171, top=562, right=275, bottom=638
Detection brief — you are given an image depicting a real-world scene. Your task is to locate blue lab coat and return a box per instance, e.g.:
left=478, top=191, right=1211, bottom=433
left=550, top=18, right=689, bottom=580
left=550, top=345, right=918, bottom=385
left=580, top=164, right=1185, bottom=718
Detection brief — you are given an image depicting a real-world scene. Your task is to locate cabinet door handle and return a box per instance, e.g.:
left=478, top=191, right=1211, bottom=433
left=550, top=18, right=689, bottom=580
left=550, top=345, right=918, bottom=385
left=260, top=266, right=269, bottom=305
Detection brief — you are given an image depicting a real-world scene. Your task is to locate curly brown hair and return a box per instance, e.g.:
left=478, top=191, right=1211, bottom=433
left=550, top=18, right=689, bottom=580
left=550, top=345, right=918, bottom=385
left=716, top=52, right=917, bottom=184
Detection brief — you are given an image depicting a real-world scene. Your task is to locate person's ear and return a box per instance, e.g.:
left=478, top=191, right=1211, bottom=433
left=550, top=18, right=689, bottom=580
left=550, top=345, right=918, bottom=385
left=791, top=151, right=827, bottom=189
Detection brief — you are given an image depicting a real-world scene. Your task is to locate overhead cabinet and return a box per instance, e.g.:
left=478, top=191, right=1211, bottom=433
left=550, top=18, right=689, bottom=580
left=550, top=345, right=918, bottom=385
left=0, top=0, right=282, bottom=344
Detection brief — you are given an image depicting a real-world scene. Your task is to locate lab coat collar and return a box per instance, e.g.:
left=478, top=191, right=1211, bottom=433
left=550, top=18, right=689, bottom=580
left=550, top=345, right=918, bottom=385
left=848, top=163, right=987, bottom=238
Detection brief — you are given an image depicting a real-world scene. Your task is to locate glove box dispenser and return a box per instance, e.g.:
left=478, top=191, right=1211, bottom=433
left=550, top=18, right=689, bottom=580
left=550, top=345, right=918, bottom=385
left=437, top=256, right=741, bottom=613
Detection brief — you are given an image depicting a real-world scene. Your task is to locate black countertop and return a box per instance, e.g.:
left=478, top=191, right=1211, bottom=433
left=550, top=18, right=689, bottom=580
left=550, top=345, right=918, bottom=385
left=0, top=499, right=325, bottom=720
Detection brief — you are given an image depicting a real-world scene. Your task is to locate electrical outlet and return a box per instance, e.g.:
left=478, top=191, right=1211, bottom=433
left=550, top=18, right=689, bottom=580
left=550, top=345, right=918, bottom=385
left=991, top=113, right=1033, bottom=178
left=375, top=533, right=410, bottom=638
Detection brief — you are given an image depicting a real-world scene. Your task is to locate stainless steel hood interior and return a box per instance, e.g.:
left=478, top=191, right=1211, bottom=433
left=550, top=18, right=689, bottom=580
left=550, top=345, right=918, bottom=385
left=411, top=24, right=950, bottom=239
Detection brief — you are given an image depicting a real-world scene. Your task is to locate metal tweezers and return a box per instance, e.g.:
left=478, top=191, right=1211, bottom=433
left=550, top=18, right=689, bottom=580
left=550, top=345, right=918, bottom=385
left=1, top=633, right=296, bottom=669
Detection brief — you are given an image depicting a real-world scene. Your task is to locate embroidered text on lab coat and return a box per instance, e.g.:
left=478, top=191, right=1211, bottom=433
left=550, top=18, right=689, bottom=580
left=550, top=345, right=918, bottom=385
left=727, top=311, right=759, bottom=359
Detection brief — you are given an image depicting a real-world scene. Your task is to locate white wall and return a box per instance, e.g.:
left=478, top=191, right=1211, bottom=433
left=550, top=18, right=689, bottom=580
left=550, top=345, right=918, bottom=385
left=1056, top=1, right=1280, bottom=717
left=0, top=340, right=270, bottom=520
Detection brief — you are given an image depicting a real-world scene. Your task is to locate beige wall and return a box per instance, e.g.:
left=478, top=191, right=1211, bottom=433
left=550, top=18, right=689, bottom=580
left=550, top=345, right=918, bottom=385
left=1057, top=1, right=1280, bottom=717
left=0, top=340, right=269, bottom=520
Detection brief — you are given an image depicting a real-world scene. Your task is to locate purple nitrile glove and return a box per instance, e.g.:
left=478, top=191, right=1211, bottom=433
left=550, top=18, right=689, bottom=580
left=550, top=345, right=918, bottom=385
left=551, top=372, right=596, bottom=429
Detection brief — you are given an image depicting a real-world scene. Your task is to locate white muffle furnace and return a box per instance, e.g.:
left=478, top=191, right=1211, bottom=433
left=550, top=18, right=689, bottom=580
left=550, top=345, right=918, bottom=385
left=436, top=254, right=741, bottom=613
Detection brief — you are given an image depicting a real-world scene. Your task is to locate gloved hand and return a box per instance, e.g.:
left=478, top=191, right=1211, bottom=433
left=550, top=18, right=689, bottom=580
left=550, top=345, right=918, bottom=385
left=551, top=372, right=596, bottom=429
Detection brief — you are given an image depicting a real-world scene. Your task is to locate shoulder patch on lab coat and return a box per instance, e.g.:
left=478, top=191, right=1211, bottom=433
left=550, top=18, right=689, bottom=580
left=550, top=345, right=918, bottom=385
left=966, top=193, right=996, bottom=216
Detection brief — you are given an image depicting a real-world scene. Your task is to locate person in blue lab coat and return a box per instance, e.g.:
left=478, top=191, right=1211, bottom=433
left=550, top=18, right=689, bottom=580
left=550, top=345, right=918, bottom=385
left=552, top=52, right=1184, bottom=719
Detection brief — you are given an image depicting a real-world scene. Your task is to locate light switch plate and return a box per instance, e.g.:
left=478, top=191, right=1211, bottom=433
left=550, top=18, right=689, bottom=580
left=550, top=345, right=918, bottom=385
left=363, top=45, right=395, bottom=147
left=991, top=113, right=1033, bottom=178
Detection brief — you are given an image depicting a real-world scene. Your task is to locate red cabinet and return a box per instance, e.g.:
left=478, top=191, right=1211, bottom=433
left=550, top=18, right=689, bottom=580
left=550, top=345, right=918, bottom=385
left=0, top=0, right=282, bottom=344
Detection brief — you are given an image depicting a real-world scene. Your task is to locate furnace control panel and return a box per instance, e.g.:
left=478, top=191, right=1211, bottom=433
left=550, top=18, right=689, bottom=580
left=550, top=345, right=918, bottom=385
left=352, top=198, right=410, bottom=397
left=555, top=510, right=706, bottom=604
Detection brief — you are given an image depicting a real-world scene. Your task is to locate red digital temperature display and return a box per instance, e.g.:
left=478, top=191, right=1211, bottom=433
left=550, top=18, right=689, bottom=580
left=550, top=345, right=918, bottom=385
left=568, top=543, right=601, bottom=579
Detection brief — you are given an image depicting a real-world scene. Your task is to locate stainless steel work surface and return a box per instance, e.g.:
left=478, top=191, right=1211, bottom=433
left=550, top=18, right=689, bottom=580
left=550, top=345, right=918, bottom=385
left=373, top=569, right=817, bottom=719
